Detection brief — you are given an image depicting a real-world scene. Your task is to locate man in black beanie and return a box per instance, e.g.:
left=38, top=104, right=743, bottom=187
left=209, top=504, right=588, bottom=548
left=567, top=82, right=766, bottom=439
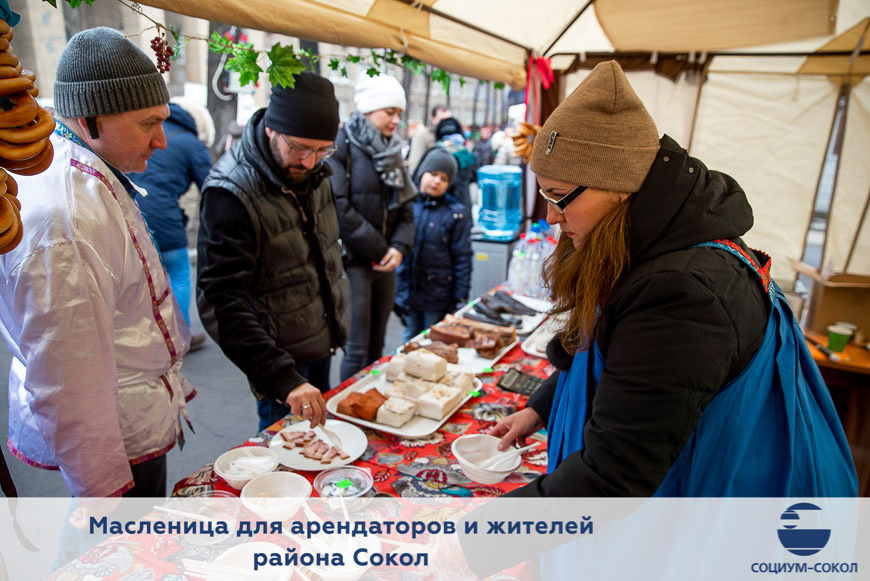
left=197, top=73, right=350, bottom=431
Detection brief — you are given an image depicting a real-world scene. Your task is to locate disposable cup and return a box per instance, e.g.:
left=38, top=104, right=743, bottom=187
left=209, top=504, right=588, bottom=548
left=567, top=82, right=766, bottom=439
left=834, top=321, right=857, bottom=339
left=827, top=324, right=852, bottom=352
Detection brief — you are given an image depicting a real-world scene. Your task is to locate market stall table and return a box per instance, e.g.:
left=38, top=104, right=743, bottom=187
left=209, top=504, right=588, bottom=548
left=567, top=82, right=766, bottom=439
left=46, top=342, right=554, bottom=581
left=173, top=344, right=555, bottom=498
left=806, top=333, right=870, bottom=496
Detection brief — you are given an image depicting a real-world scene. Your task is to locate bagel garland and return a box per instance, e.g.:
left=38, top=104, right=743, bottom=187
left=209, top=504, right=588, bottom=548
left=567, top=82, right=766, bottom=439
left=0, top=106, right=54, bottom=143
left=5, top=140, right=53, bottom=176
left=511, top=121, right=541, bottom=163
left=0, top=197, right=18, bottom=247
left=0, top=76, right=33, bottom=97
left=0, top=18, right=56, bottom=254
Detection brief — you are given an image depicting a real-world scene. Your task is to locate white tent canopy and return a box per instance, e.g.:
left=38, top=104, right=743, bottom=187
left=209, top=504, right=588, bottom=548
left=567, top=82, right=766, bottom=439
left=138, top=0, right=870, bottom=279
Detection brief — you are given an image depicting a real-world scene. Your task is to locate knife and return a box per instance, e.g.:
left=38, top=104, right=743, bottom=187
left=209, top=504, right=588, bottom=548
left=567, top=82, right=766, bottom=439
left=811, top=341, right=848, bottom=363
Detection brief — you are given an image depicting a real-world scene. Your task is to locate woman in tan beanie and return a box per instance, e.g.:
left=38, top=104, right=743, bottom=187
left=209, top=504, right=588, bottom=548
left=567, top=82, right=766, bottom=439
left=490, top=61, right=856, bottom=499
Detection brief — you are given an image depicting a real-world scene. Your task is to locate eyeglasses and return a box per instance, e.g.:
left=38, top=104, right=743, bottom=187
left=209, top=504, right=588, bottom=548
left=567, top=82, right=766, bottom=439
left=538, top=184, right=588, bottom=214
left=280, top=134, right=337, bottom=161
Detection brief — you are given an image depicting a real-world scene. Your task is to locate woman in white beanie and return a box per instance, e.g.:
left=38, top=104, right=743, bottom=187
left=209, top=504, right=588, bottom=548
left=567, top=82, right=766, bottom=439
left=328, top=74, right=416, bottom=380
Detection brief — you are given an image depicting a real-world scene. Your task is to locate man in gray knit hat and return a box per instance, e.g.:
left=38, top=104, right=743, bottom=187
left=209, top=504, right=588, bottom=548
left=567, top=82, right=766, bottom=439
left=0, top=27, right=196, bottom=499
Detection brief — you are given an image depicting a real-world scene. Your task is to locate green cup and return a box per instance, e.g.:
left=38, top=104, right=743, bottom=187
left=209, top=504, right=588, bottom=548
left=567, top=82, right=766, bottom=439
left=827, top=324, right=852, bottom=352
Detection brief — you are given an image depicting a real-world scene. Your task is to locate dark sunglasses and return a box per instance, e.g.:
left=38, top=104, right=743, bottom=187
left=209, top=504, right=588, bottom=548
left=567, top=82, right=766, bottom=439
left=538, top=184, right=588, bottom=213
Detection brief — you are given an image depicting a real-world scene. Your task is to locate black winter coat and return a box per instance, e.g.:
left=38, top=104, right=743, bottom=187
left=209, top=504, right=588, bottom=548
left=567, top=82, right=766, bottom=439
left=326, top=126, right=416, bottom=266
left=512, top=135, right=771, bottom=497
left=197, top=110, right=350, bottom=403
left=395, top=193, right=473, bottom=314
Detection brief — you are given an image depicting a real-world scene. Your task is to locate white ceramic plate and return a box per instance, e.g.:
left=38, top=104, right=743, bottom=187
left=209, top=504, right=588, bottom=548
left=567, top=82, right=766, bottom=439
left=456, top=294, right=552, bottom=336
left=269, top=419, right=367, bottom=471
left=326, top=368, right=482, bottom=439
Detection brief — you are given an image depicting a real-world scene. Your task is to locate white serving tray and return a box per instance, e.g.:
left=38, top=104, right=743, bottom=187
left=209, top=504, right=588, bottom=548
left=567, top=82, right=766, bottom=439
left=455, top=294, right=552, bottom=336
left=404, top=335, right=517, bottom=374
left=520, top=312, right=569, bottom=359
left=326, top=369, right=482, bottom=439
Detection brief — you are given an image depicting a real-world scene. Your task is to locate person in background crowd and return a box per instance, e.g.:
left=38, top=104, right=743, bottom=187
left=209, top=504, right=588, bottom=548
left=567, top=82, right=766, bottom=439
left=197, top=74, right=349, bottom=431
left=434, top=117, right=477, bottom=213
left=328, top=74, right=416, bottom=380
left=395, top=147, right=472, bottom=342
left=0, top=27, right=196, bottom=498
left=490, top=60, right=856, bottom=500
left=407, top=104, right=451, bottom=176
left=493, top=124, right=524, bottom=166
left=130, top=97, right=214, bottom=351
left=472, top=124, right=494, bottom=168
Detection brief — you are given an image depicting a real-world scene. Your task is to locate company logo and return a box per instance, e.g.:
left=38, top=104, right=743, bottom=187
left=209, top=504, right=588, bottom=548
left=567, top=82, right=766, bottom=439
left=777, top=503, right=831, bottom=556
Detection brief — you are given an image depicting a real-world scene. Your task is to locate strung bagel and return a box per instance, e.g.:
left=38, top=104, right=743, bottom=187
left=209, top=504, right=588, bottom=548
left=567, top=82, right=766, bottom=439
left=0, top=202, right=22, bottom=254
left=0, top=63, right=20, bottom=80
left=0, top=178, right=6, bottom=196
left=4, top=192, right=19, bottom=211
left=0, top=19, right=9, bottom=36
left=0, top=218, right=23, bottom=254
left=0, top=51, right=18, bottom=68
left=20, top=70, right=34, bottom=83
left=0, top=139, right=50, bottom=170
left=6, top=140, right=52, bottom=176
left=0, top=193, right=13, bottom=234
left=0, top=91, right=38, bottom=130
left=29, top=86, right=37, bottom=98
left=0, top=107, right=54, bottom=144
left=0, top=148, right=44, bottom=170
left=0, top=38, right=8, bottom=52
left=0, top=136, right=48, bottom=161
left=0, top=76, right=33, bottom=98
left=5, top=173, right=16, bottom=196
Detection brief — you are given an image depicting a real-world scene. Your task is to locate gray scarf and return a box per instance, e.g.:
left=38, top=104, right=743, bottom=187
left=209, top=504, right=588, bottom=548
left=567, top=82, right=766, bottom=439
left=345, top=110, right=417, bottom=207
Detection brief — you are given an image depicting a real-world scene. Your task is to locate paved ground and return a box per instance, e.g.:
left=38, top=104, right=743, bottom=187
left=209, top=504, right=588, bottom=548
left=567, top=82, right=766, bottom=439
left=0, top=261, right=406, bottom=498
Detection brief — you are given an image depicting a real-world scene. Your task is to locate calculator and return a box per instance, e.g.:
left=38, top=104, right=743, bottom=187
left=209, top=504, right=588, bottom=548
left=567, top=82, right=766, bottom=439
left=497, top=367, right=545, bottom=396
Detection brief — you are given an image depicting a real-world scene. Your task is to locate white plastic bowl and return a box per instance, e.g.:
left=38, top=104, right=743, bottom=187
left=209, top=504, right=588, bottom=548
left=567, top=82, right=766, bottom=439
left=451, top=434, right=521, bottom=484
left=214, top=446, right=280, bottom=490
left=240, top=471, right=312, bottom=521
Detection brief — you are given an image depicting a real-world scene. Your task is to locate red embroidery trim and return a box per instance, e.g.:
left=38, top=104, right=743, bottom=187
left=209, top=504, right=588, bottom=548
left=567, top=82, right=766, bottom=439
left=70, top=160, right=178, bottom=364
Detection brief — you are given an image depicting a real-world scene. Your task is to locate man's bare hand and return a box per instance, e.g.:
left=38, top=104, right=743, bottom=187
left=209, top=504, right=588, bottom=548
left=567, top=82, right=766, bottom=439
left=285, top=383, right=327, bottom=427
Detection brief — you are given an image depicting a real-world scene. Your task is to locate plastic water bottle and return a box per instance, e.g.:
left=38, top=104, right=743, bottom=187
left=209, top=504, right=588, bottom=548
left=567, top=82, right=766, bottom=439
left=477, top=165, right=523, bottom=241
left=526, top=238, right=545, bottom=299
left=506, top=246, right=527, bottom=294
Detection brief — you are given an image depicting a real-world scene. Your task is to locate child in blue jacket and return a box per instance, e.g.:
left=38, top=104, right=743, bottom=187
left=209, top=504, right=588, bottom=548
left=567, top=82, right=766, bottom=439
left=395, top=148, right=473, bottom=342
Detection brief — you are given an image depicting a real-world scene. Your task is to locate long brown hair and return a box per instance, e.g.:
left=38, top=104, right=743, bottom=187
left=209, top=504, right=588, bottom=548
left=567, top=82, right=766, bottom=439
left=542, top=197, right=632, bottom=353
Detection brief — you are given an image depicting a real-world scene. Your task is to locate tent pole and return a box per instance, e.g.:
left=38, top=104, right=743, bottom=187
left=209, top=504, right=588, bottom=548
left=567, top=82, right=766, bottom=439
left=543, top=1, right=594, bottom=57
left=817, top=82, right=851, bottom=273
left=794, top=81, right=851, bottom=289
left=844, top=186, right=870, bottom=272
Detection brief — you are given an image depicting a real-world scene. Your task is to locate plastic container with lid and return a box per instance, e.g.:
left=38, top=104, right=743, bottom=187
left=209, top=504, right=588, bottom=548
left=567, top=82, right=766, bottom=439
left=313, top=466, right=374, bottom=513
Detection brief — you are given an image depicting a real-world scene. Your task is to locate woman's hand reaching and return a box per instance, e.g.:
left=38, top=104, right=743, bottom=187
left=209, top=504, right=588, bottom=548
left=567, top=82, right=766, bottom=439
left=373, top=247, right=402, bottom=272
left=488, top=407, right=544, bottom=451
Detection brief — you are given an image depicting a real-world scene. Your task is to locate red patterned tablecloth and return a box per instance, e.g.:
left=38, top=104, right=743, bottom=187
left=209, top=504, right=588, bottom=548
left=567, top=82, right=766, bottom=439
left=48, top=334, right=554, bottom=580
left=173, top=343, right=554, bottom=498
